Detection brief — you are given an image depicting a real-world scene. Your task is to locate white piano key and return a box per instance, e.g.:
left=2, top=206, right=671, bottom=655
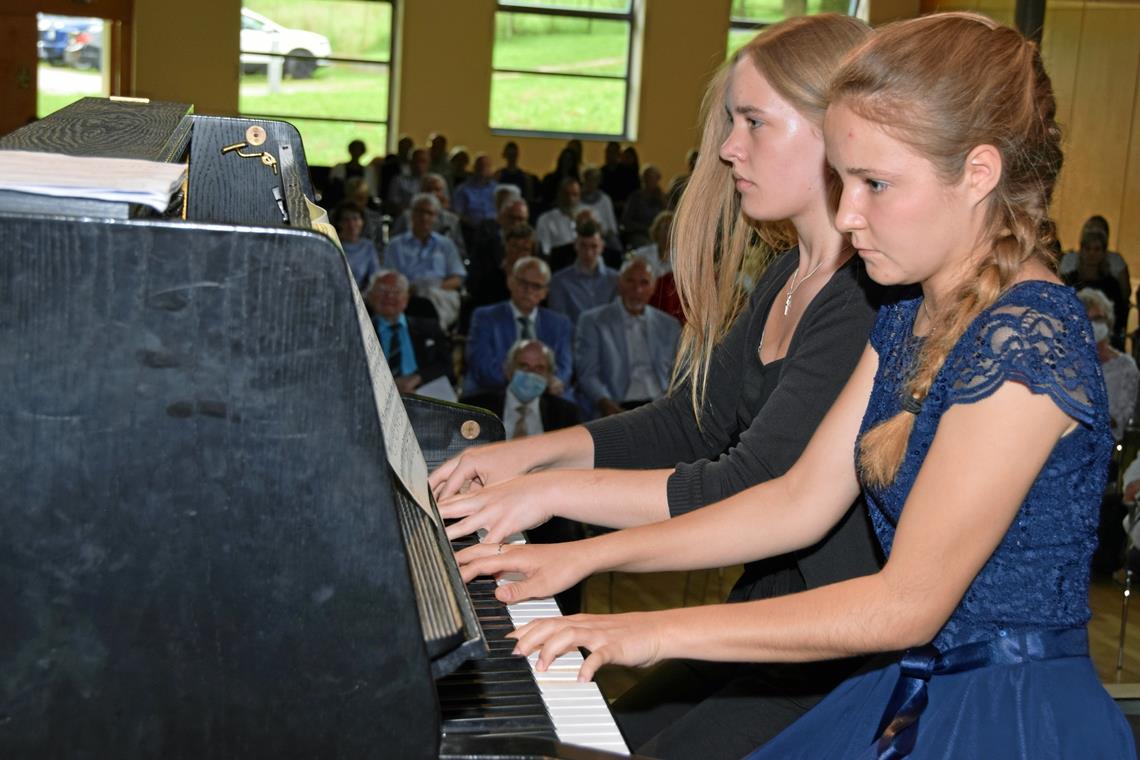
left=475, top=531, right=628, bottom=755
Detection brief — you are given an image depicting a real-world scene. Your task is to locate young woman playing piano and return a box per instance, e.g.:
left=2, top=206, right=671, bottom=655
left=431, top=15, right=880, bottom=759
left=455, top=13, right=1134, bottom=758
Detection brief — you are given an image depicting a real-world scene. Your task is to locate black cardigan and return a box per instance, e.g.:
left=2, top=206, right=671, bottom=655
left=585, top=248, right=885, bottom=596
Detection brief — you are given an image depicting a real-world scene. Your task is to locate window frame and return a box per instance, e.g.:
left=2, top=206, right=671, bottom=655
left=237, top=0, right=397, bottom=155
left=490, top=0, right=638, bottom=140
left=727, top=0, right=858, bottom=49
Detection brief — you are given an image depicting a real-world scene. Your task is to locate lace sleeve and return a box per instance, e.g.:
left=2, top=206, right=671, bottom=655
left=869, top=298, right=914, bottom=355
left=939, top=286, right=1107, bottom=428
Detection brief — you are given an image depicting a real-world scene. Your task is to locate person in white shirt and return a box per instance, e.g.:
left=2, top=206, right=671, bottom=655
left=535, top=177, right=583, bottom=255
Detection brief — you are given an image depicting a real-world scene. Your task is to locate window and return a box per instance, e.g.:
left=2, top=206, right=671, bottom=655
left=727, top=0, right=854, bottom=57
left=491, top=0, right=637, bottom=138
left=239, top=0, right=393, bottom=167
left=37, top=14, right=108, bottom=117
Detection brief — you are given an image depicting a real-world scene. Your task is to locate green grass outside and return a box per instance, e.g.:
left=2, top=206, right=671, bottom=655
left=240, top=64, right=388, bottom=122
left=490, top=73, right=625, bottom=135
left=493, top=26, right=628, bottom=75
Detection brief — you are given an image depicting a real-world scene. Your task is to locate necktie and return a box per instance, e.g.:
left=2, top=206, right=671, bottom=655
left=387, top=325, right=403, bottom=377
left=513, top=406, right=530, bottom=439
left=518, top=316, right=534, bottom=340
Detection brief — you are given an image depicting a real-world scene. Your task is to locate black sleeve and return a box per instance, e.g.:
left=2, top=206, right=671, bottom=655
left=665, top=275, right=876, bottom=515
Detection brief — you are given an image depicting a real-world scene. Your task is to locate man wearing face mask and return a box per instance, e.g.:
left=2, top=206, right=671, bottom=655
left=463, top=339, right=580, bottom=440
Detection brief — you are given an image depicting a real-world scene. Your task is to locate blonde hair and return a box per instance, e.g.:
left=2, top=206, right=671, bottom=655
left=670, top=14, right=871, bottom=415
left=834, top=13, right=1063, bottom=486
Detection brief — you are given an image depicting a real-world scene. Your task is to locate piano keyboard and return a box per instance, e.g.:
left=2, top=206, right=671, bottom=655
left=438, top=532, right=630, bottom=755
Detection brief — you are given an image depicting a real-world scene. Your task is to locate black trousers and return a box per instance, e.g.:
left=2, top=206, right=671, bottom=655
left=610, top=656, right=871, bottom=760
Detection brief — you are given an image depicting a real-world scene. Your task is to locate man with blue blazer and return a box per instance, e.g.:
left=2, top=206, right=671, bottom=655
left=575, top=257, right=680, bottom=418
left=463, top=256, right=573, bottom=396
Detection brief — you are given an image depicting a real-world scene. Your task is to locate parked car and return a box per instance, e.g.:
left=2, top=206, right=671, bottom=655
left=63, top=25, right=103, bottom=71
left=37, top=15, right=100, bottom=66
left=240, top=8, right=331, bottom=79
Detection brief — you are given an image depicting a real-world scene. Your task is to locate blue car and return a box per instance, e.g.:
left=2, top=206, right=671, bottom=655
left=37, top=15, right=100, bottom=66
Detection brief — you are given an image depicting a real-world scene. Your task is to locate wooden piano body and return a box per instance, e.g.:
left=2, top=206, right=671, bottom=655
left=0, top=99, right=629, bottom=759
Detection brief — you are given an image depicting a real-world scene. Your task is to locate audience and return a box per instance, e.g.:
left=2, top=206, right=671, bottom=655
left=468, top=196, right=530, bottom=300
left=540, top=148, right=581, bottom=214
left=343, top=176, right=387, bottom=251
left=575, top=257, right=680, bottom=418
left=535, top=177, right=583, bottom=256
left=547, top=218, right=619, bottom=326
left=390, top=173, right=466, bottom=257
left=453, top=154, right=498, bottom=227
left=328, top=139, right=376, bottom=200
left=496, top=141, right=537, bottom=204
left=428, top=133, right=451, bottom=184
left=1062, top=225, right=1128, bottom=347
left=449, top=148, right=472, bottom=189
left=331, top=202, right=381, bottom=290
left=632, top=210, right=683, bottom=323
left=621, top=165, right=667, bottom=248
left=599, top=140, right=624, bottom=202
left=384, top=192, right=466, bottom=329
left=376, top=135, right=415, bottom=205
left=1079, top=288, right=1139, bottom=441
left=386, top=147, right=429, bottom=216
left=580, top=166, right=619, bottom=242
left=463, top=338, right=579, bottom=438
left=667, top=148, right=698, bottom=210
left=464, top=256, right=572, bottom=396
left=1061, top=215, right=1130, bottom=319
left=366, top=270, right=455, bottom=400
left=467, top=221, right=539, bottom=317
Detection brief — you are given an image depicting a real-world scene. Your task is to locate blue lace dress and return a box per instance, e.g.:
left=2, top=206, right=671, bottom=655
left=747, top=282, right=1135, bottom=759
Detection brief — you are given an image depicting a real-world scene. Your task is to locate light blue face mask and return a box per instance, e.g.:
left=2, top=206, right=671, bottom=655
left=509, top=370, right=548, bottom=403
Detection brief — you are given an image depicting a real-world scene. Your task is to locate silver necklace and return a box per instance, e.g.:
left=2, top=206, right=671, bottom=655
left=783, top=260, right=825, bottom=316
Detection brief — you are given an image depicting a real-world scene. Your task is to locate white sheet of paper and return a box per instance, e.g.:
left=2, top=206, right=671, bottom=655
left=413, top=375, right=457, bottom=403
left=344, top=261, right=435, bottom=521
left=0, top=150, right=187, bottom=211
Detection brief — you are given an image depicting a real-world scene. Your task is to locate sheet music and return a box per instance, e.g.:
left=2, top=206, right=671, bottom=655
left=0, top=150, right=187, bottom=211
left=344, top=263, right=437, bottom=522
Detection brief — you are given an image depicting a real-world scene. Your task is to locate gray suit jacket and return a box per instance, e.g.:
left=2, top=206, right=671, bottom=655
left=574, top=300, right=680, bottom=412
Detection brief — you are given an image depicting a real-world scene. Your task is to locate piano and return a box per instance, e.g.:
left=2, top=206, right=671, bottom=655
left=0, top=99, right=634, bottom=759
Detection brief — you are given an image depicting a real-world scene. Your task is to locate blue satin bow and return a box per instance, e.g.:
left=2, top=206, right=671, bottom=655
left=872, top=627, right=1089, bottom=759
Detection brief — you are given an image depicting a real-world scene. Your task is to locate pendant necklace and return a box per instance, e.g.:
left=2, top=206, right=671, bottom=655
left=783, top=260, right=825, bottom=316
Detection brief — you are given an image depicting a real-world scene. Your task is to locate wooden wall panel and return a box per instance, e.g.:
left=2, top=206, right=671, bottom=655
left=1046, top=1, right=1140, bottom=260
left=1118, top=65, right=1140, bottom=272
left=0, top=15, right=37, bottom=135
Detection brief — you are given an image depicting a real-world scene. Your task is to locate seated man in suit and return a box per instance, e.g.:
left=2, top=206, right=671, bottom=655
left=547, top=218, right=619, bottom=327
left=463, top=256, right=572, bottom=397
left=461, top=338, right=585, bottom=613
left=365, top=270, right=455, bottom=401
left=575, top=257, right=680, bottom=418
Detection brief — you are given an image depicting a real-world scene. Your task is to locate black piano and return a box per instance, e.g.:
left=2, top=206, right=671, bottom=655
left=0, top=99, right=634, bottom=759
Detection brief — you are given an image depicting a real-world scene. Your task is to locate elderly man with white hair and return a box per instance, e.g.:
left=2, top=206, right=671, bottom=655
left=384, top=192, right=466, bottom=329
left=389, top=173, right=466, bottom=258
left=364, top=269, right=456, bottom=401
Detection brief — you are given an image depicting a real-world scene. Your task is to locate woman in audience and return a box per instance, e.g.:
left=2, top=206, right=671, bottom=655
left=455, top=13, right=1134, bottom=758
left=331, top=202, right=381, bottom=290
left=1079, top=287, right=1138, bottom=441
left=431, top=15, right=879, bottom=759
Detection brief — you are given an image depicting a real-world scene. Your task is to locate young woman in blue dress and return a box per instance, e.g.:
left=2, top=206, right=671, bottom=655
left=456, top=13, right=1134, bottom=758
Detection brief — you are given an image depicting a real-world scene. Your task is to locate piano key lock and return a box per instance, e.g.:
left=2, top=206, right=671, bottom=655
left=220, top=141, right=279, bottom=176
